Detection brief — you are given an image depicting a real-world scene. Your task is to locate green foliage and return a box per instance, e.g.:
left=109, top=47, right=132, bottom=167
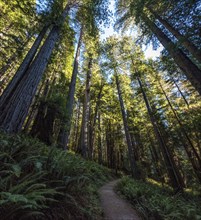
left=0, top=132, right=112, bottom=219
left=116, top=177, right=201, bottom=220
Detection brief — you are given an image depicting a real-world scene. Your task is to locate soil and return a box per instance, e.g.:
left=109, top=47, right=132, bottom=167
left=99, top=180, right=141, bottom=220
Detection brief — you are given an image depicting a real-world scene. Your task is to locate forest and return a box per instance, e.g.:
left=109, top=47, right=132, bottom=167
left=0, top=0, right=201, bottom=219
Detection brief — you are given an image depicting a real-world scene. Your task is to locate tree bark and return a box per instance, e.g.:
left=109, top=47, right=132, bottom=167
left=148, top=7, right=201, bottom=64
left=115, top=71, right=140, bottom=179
left=71, top=101, right=81, bottom=151
left=137, top=76, right=184, bottom=190
left=0, top=25, right=49, bottom=107
left=97, top=112, right=102, bottom=164
left=89, top=83, right=104, bottom=159
left=106, top=121, right=115, bottom=168
left=23, top=79, right=48, bottom=133
left=142, top=14, right=201, bottom=95
left=79, top=57, right=93, bottom=158
left=59, top=26, right=83, bottom=150
left=29, top=79, right=50, bottom=136
left=158, top=80, right=201, bottom=182
left=0, top=4, right=70, bottom=133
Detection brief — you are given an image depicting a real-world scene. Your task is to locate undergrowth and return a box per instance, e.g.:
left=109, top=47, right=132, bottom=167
left=0, top=132, right=112, bottom=220
left=116, top=177, right=201, bottom=220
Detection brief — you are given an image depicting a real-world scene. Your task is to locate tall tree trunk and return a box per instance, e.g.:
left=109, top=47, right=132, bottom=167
left=142, top=14, right=201, bottom=95
left=106, top=123, right=111, bottom=168
left=72, top=101, right=81, bottom=151
left=0, top=4, right=70, bottom=133
left=23, top=78, right=49, bottom=132
left=59, top=26, right=83, bottom=150
left=127, top=111, right=141, bottom=161
left=79, top=57, right=93, bottom=158
left=89, top=83, right=104, bottom=159
left=31, top=102, right=57, bottom=145
left=97, top=112, right=102, bottom=164
left=29, top=79, right=50, bottom=136
left=0, top=25, right=49, bottom=107
left=137, top=76, right=184, bottom=190
left=106, top=121, right=115, bottom=168
left=169, top=75, right=201, bottom=153
left=148, top=7, right=201, bottom=64
left=158, top=80, right=201, bottom=182
left=115, top=71, right=140, bottom=179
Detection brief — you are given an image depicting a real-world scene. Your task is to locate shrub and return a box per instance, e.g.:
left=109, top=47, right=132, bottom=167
left=116, top=177, right=201, bottom=220
left=0, top=133, right=112, bottom=219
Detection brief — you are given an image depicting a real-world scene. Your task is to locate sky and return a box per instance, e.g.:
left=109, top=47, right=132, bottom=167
left=100, top=0, right=163, bottom=59
left=36, top=0, right=164, bottom=59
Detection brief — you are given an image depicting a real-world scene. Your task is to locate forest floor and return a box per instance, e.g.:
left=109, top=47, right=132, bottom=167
left=99, top=180, right=141, bottom=220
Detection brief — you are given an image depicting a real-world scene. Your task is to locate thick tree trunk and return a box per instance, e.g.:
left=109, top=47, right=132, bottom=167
left=115, top=71, right=140, bottom=179
left=0, top=4, right=70, bottom=133
left=59, top=26, right=83, bottom=150
left=0, top=25, right=49, bottom=107
left=29, top=79, right=50, bottom=136
left=29, top=101, right=47, bottom=137
left=148, top=7, right=201, bottom=64
left=79, top=57, right=93, bottom=158
left=143, top=14, right=201, bottom=95
left=31, top=102, right=56, bottom=145
left=137, top=76, right=184, bottom=190
left=23, top=79, right=48, bottom=132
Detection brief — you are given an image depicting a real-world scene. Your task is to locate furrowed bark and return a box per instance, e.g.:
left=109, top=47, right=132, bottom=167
left=142, top=14, right=201, bottom=95
left=0, top=4, right=70, bottom=133
left=0, top=25, right=49, bottom=107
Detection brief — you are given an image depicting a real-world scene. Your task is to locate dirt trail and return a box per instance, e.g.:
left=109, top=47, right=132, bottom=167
left=99, top=180, right=141, bottom=220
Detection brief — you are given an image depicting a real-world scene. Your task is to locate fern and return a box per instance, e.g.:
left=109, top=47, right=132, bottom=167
left=0, top=132, right=112, bottom=219
left=117, top=177, right=201, bottom=220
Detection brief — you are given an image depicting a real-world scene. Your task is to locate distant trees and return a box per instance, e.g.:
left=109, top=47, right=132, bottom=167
left=0, top=0, right=39, bottom=92
left=116, top=0, right=201, bottom=94
left=97, top=36, right=201, bottom=189
left=1, top=0, right=201, bottom=191
left=0, top=0, right=110, bottom=134
left=0, top=1, right=71, bottom=132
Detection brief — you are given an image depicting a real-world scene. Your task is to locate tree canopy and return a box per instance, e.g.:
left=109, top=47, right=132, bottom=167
left=0, top=0, right=201, bottom=218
